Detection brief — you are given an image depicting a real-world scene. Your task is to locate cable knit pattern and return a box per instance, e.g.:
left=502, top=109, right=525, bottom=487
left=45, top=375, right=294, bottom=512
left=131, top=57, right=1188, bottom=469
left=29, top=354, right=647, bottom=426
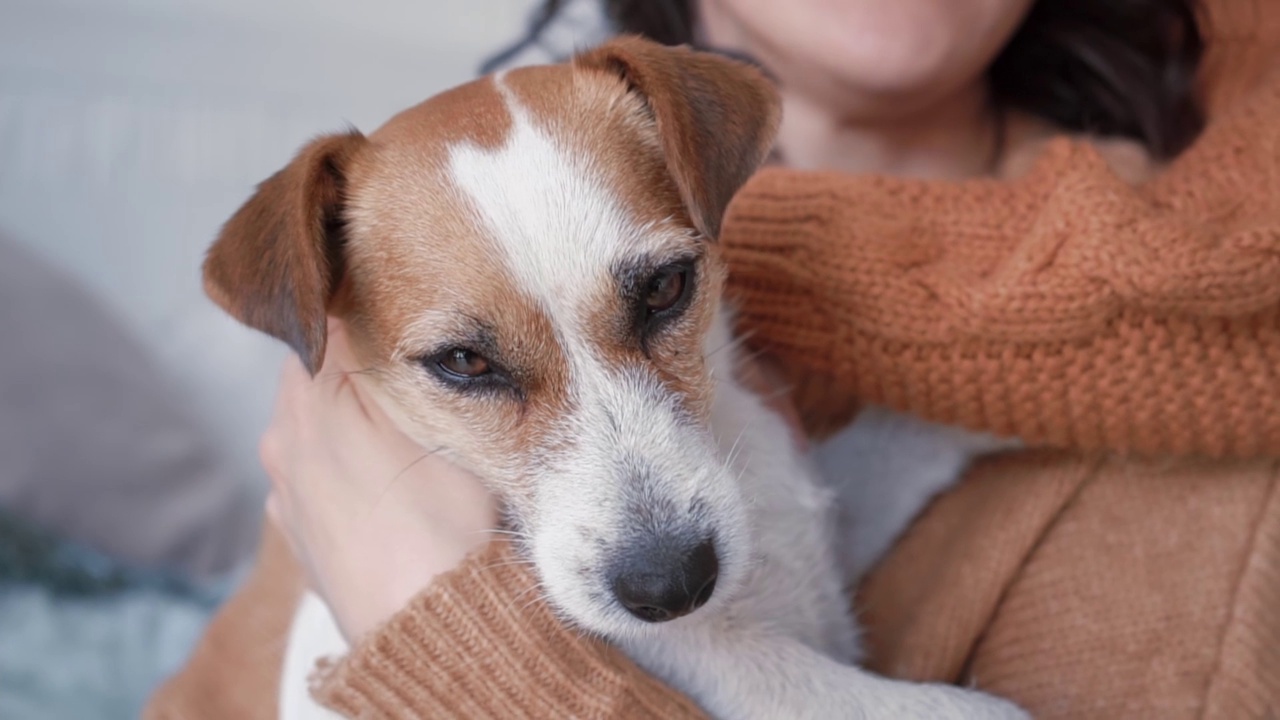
left=724, top=91, right=1280, bottom=455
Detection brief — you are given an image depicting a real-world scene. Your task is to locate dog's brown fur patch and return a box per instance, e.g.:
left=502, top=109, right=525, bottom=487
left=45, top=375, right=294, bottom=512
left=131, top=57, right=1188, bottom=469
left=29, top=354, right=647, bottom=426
left=201, top=36, right=780, bottom=493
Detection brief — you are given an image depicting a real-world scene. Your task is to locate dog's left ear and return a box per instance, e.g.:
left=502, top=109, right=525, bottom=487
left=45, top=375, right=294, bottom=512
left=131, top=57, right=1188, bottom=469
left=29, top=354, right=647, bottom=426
left=575, top=36, right=781, bottom=240
left=203, top=131, right=367, bottom=375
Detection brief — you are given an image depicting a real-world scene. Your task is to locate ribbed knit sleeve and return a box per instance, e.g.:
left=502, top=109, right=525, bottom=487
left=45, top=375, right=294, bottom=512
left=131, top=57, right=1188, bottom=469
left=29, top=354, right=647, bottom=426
left=723, top=73, right=1280, bottom=457
left=314, top=539, right=708, bottom=719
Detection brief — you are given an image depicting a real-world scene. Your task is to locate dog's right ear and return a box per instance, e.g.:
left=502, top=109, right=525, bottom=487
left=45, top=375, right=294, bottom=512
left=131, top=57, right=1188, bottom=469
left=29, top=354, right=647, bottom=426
left=575, top=36, right=781, bottom=241
left=203, top=131, right=367, bottom=375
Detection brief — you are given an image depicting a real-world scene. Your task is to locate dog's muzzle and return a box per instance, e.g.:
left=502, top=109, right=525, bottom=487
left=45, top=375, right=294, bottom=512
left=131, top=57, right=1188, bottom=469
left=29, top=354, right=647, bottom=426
left=608, top=536, right=719, bottom=623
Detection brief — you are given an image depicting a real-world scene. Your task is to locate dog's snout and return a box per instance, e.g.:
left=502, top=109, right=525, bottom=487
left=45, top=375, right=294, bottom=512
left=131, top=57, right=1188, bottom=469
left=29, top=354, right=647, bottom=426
left=610, top=538, right=718, bottom=623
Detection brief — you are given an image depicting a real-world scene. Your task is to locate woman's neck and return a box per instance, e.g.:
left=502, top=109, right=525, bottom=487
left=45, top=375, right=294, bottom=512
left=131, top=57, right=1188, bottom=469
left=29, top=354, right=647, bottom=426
left=774, top=82, right=1005, bottom=179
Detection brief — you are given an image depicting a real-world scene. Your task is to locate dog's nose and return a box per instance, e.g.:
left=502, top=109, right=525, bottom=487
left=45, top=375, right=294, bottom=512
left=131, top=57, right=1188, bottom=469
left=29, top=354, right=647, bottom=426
left=610, top=538, right=719, bottom=623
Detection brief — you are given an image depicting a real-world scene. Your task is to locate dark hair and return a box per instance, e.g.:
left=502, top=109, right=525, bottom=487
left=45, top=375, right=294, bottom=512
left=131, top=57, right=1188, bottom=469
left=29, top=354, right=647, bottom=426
left=484, top=0, right=1205, bottom=160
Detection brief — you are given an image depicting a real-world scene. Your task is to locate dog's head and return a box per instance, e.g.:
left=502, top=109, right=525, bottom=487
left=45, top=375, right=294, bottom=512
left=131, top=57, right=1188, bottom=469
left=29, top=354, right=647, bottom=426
left=204, top=37, right=780, bottom=636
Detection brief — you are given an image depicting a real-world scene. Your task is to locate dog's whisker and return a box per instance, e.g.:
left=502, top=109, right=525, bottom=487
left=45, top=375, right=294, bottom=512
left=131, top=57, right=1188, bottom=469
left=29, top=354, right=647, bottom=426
left=517, top=590, right=554, bottom=615
left=350, top=445, right=447, bottom=523
left=725, top=421, right=753, bottom=467
left=393, top=445, right=447, bottom=481
left=475, top=528, right=533, bottom=539
left=508, top=581, right=543, bottom=602
left=478, top=558, right=539, bottom=572
left=704, top=334, right=746, bottom=360
left=726, top=338, right=764, bottom=363
left=758, top=386, right=795, bottom=403
left=734, top=450, right=755, bottom=487
left=316, top=367, right=378, bottom=384
left=507, top=580, right=552, bottom=614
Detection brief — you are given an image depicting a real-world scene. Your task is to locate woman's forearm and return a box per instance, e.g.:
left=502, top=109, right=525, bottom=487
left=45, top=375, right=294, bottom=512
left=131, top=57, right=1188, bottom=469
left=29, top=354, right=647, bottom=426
left=314, top=539, right=708, bottom=719
left=724, top=102, right=1280, bottom=457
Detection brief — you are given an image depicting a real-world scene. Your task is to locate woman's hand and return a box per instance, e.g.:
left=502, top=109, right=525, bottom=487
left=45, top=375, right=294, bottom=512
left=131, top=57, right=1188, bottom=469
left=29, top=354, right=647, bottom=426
left=260, top=319, right=497, bottom=642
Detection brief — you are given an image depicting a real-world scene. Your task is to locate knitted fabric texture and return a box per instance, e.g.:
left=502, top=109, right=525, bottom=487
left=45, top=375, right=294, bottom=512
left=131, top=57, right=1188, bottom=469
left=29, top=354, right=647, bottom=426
left=146, top=0, right=1280, bottom=717
left=725, top=133, right=1280, bottom=456
left=312, top=540, right=705, bottom=719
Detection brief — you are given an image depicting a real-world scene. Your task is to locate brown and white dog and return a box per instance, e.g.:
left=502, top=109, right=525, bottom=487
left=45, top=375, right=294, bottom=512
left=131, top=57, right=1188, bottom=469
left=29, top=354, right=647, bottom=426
left=204, top=36, right=1027, bottom=720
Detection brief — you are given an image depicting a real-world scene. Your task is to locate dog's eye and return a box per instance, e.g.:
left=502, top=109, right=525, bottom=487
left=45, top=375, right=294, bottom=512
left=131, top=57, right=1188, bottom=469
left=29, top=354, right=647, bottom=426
left=645, top=266, right=688, bottom=315
left=628, top=259, right=697, bottom=349
left=419, top=346, right=523, bottom=399
left=436, top=348, right=491, bottom=378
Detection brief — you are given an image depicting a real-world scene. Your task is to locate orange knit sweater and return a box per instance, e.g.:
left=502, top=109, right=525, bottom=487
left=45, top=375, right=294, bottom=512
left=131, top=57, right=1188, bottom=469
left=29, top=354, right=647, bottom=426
left=147, top=0, right=1280, bottom=717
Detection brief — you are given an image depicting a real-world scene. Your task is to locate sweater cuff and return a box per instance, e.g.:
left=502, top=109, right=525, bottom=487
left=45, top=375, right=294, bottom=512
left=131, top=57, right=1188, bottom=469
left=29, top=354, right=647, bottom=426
left=313, top=539, right=707, bottom=719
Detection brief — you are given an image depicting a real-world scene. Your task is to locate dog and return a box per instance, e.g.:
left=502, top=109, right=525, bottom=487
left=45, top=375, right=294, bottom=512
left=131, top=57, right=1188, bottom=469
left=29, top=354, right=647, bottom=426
left=204, top=36, right=1029, bottom=720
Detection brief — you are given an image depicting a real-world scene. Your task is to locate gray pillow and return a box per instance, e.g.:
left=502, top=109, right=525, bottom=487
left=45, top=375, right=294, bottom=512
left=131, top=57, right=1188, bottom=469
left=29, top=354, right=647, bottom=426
left=0, top=233, right=258, bottom=581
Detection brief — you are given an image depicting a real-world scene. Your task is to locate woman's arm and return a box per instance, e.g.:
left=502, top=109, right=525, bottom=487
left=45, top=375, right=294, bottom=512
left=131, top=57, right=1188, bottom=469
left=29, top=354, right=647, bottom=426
left=145, top=518, right=304, bottom=720
left=312, top=539, right=707, bottom=718
left=144, top=518, right=707, bottom=719
left=723, top=74, right=1280, bottom=456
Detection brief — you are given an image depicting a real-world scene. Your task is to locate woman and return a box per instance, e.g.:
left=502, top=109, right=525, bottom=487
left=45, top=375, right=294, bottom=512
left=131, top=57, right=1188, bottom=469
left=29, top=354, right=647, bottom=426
left=150, top=0, right=1280, bottom=717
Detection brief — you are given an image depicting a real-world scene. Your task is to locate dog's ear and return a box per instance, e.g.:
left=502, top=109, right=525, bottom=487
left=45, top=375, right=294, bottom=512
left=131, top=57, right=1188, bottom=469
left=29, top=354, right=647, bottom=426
left=575, top=36, right=781, bottom=240
left=203, top=131, right=367, bottom=375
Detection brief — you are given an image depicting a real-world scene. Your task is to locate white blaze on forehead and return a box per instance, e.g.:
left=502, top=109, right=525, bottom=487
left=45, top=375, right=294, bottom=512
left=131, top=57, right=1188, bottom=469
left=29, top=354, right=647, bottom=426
left=446, top=74, right=650, bottom=322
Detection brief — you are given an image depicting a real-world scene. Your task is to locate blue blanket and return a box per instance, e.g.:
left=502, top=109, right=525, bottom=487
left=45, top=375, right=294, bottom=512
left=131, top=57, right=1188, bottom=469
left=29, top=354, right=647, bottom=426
left=0, top=511, right=236, bottom=720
